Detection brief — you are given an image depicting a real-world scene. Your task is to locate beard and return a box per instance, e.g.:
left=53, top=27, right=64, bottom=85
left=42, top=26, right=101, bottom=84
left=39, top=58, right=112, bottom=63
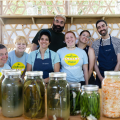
left=99, top=29, right=108, bottom=36
left=52, top=23, right=64, bottom=33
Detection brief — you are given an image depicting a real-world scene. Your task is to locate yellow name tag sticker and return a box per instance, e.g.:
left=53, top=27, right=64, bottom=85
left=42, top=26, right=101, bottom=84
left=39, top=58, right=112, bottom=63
left=0, top=72, right=2, bottom=77
left=63, top=53, right=80, bottom=66
left=12, top=62, right=25, bottom=74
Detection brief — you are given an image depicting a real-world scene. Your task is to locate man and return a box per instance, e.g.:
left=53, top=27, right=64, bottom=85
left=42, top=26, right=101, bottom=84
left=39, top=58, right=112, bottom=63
left=31, top=15, right=66, bottom=52
left=92, top=19, right=120, bottom=88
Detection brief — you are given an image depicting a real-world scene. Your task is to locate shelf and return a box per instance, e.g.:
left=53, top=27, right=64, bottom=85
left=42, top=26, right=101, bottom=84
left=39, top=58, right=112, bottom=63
left=0, top=14, right=120, bottom=25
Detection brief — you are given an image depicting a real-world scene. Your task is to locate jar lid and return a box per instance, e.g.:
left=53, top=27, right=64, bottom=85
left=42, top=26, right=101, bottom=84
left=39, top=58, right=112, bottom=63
left=81, top=85, right=86, bottom=90
left=84, top=85, right=99, bottom=91
left=25, top=71, right=43, bottom=76
left=6, top=71, right=21, bottom=76
left=104, top=71, right=120, bottom=76
left=49, top=72, right=66, bottom=77
left=2, top=69, right=16, bottom=75
left=69, top=82, right=81, bottom=88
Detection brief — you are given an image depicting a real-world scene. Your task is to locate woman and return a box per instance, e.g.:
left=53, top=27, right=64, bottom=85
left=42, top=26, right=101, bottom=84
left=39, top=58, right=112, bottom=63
left=7, top=36, right=28, bottom=78
left=57, top=31, right=88, bottom=85
left=78, top=30, right=95, bottom=84
left=27, top=29, right=60, bottom=83
left=0, top=44, right=11, bottom=77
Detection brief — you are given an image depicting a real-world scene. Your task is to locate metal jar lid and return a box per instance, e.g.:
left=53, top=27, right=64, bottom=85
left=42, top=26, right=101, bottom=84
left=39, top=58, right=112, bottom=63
left=25, top=71, right=43, bottom=76
left=84, top=85, right=99, bottom=91
left=104, top=71, right=120, bottom=76
left=69, top=82, right=81, bottom=88
left=49, top=72, right=66, bottom=77
left=6, top=71, right=21, bottom=76
left=2, top=69, right=16, bottom=75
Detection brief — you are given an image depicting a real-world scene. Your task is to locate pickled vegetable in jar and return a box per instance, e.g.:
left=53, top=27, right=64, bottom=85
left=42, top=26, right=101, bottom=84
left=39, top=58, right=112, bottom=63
left=2, top=71, right=23, bottom=117
left=24, top=71, right=45, bottom=119
left=0, top=69, right=16, bottom=107
left=47, top=72, right=70, bottom=120
left=80, top=85, right=100, bottom=120
left=102, top=71, right=120, bottom=118
left=69, top=82, right=81, bottom=115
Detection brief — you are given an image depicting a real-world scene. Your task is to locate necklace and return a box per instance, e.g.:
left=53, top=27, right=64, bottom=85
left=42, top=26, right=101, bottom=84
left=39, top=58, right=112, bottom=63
left=67, top=46, right=75, bottom=49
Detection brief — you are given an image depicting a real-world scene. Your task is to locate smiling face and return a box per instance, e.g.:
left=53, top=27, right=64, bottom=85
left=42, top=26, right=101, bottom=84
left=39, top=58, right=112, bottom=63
left=65, top=32, right=76, bottom=47
left=96, top=21, right=108, bottom=36
left=0, top=48, right=8, bottom=67
left=79, top=31, right=90, bottom=44
left=38, top=35, right=50, bottom=49
left=15, top=42, right=27, bottom=53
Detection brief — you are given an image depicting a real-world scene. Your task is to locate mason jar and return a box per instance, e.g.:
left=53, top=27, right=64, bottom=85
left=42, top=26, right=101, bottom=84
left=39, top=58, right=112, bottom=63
left=102, top=71, right=120, bottom=118
left=2, top=71, right=23, bottom=117
left=69, top=82, right=81, bottom=115
left=24, top=71, right=45, bottom=118
left=80, top=85, right=100, bottom=120
left=0, top=69, right=15, bottom=107
left=47, top=72, right=70, bottom=120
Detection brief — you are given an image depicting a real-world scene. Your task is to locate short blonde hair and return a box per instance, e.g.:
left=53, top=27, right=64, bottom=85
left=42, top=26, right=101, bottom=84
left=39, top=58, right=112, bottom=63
left=14, top=36, right=28, bottom=46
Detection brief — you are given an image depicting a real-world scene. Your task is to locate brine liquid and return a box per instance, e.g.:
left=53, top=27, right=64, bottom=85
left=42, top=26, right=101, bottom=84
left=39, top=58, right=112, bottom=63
left=2, top=84, right=23, bottom=117
left=47, top=108, right=70, bottom=120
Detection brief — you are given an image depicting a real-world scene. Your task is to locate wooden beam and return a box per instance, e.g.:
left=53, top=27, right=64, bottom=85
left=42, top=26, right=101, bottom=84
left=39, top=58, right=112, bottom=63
left=0, top=18, right=4, bottom=25
left=32, top=17, right=35, bottom=24
left=1, top=15, right=120, bottom=24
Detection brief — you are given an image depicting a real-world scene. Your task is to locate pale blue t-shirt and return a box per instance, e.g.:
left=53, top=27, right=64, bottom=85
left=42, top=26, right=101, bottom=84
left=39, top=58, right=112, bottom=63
left=0, top=64, right=11, bottom=77
left=57, top=47, right=88, bottom=83
left=27, top=48, right=60, bottom=70
left=7, top=50, right=28, bottom=74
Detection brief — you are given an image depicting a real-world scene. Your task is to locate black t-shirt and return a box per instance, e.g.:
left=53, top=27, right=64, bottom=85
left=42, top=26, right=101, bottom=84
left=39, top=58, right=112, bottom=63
left=32, top=28, right=66, bottom=52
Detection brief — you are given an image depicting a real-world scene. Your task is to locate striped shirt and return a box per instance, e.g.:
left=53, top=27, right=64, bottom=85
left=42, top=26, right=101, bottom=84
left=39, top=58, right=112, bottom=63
left=91, top=36, right=120, bottom=57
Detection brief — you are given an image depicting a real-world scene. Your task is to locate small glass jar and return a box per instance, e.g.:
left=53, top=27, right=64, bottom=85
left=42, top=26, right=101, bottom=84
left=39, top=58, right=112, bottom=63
left=24, top=71, right=45, bottom=119
left=80, top=85, right=100, bottom=120
left=47, top=72, right=70, bottom=120
left=102, top=71, right=120, bottom=118
left=2, top=71, right=23, bottom=117
left=69, top=82, right=81, bottom=115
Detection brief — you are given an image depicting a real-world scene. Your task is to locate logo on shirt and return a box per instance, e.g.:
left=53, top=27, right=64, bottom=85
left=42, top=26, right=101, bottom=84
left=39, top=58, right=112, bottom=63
left=0, top=72, right=2, bottom=77
left=12, top=62, right=25, bottom=75
left=63, top=53, right=80, bottom=66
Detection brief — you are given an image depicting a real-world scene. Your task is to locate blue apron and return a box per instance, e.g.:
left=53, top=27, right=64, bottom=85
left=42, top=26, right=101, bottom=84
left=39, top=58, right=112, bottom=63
left=33, top=50, right=54, bottom=79
left=96, top=35, right=117, bottom=88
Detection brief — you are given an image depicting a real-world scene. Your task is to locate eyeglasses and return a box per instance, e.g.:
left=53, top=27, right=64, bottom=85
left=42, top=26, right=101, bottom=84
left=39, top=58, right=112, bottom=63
left=81, top=34, right=91, bottom=39
left=54, top=19, right=65, bottom=25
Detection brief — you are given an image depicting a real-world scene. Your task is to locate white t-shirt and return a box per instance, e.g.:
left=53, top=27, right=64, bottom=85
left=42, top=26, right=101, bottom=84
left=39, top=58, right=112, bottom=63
left=57, top=47, right=88, bottom=83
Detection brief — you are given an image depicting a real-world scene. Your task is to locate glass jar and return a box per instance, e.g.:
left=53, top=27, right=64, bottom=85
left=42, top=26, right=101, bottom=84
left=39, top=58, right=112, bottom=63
left=2, top=71, right=23, bottom=117
left=24, top=71, right=45, bottom=118
left=0, top=69, right=16, bottom=107
left=47, top=72, right=70, bottom=120
left=69, top=82, right=81, bottom=115
left=102, top=71, right=120, bottom=118
left=80, top=85, right=100, bottom=120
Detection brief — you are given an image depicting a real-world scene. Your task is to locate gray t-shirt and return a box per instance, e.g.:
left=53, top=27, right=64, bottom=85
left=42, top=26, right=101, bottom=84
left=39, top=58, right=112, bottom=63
left=7, top=50, right=28, bottom=74
left=92, top=36, right=120, bottom=57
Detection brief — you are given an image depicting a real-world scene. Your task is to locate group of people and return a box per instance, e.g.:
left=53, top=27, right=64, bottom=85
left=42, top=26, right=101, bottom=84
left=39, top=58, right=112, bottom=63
left=0, top=15, right=120, bottom=88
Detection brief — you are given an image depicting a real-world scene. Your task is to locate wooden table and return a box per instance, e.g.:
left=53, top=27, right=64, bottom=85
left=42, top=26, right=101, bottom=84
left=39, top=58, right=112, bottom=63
left=0, top=89, right=120, bottom=120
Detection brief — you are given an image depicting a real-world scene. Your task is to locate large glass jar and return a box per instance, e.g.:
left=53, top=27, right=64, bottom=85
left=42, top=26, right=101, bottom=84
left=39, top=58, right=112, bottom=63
left=69, top=82, right=81, bottom=115
left=24, top=71, right=45, bottom=119
left=0, top=69, right=16, bottom=107
left=2, top=71, right=23, bottom=117
left=80, top=85, right=100, bottom=120
left=47, top=72, right=70, bottom=120
left=102, top=71, right=120, bottom=118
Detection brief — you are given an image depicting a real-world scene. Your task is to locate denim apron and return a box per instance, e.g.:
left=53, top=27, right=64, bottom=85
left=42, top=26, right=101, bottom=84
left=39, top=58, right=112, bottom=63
left=33, top=50, right=54, bottom=79
left=95, top=35, right=117, bottom=88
